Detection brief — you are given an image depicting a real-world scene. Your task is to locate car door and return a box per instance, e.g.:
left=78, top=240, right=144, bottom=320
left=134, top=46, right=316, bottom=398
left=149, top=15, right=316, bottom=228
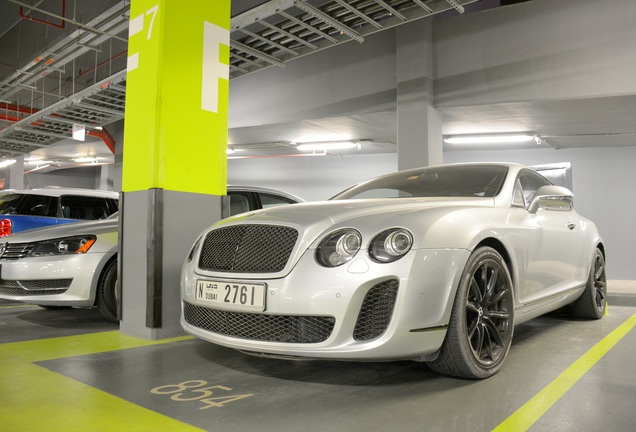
left=515, top=170, right=584, bottom=304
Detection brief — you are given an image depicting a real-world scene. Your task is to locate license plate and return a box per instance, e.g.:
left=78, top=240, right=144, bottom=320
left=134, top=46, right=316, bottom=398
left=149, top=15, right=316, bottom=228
left=196, top=280, right=266, bottom=311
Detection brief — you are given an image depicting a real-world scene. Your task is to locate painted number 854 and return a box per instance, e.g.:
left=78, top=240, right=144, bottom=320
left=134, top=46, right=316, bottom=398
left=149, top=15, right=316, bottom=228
left=151, top=380, right=253, bottom=409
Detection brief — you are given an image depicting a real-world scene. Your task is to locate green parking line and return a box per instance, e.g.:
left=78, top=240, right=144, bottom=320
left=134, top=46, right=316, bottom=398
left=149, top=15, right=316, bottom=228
left=0, top=331, right=201, bottom=432
left=493, top=312, right=636, bottom=431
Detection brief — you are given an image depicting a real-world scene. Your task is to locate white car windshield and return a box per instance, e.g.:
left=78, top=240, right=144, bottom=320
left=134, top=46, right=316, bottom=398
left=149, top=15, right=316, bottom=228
left=332, top=165, right=509, bottom=200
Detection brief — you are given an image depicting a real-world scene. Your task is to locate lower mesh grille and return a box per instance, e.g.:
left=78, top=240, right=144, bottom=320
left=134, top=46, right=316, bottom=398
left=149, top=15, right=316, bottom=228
left=353, top=279, right=399, bottom=341
left=0, top=278, right=71, bottom=296
left=183, top=301, right=335, bottom=343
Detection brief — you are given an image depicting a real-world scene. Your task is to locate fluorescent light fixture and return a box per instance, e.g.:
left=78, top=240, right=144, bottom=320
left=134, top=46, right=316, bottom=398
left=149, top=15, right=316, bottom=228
left=444, top=135, right=534, bottom=145
left=226, top=148, right=235, bottom=154
left=296, top=141, right=358, bottom=151
left=74, top=157, right=98, bottom=163
left=26, top=160, right=54, bottom=165
left=0, top=159, right=16, bottom=168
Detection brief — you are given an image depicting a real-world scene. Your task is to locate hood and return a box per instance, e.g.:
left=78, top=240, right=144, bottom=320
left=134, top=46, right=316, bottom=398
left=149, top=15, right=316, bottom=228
left=221, top=197, right=494, bottom=225
left=216, top=197, right=495, bottom=249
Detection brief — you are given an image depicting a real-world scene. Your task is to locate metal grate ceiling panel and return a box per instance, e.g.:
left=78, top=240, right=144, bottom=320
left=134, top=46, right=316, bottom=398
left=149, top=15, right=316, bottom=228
left=0, top=0, right=479, bottom=158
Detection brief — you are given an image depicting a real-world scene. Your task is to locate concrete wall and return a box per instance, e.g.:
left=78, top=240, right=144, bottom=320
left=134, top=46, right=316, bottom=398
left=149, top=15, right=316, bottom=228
left=228, top=145, right=635, bottom=280
left=24, top=166, right=101, bottom=189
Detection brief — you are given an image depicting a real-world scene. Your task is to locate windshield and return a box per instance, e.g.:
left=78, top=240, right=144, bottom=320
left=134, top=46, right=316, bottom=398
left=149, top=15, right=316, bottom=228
left=332, top=165, right=508, bottom=200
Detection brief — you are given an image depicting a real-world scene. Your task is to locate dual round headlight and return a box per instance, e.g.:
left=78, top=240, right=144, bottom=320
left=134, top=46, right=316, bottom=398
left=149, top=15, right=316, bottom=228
left=316, top=227, right=413, bottom=267
left=368, top=228, right=413, bottom=263
left=316, top=228, right=362, bottom=267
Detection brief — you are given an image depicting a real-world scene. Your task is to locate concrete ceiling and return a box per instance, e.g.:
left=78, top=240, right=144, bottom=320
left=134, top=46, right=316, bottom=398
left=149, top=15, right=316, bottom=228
left=1, top=0, right=634, bottom=170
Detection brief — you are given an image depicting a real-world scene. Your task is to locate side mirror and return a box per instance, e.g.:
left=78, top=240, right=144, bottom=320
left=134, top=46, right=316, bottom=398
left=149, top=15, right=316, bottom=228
left=528, top=185, right=573, bottom=214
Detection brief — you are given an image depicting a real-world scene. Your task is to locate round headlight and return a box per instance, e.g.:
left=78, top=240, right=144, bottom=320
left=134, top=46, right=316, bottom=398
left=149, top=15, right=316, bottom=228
left=369, top=228, right=413, bottom=263
left=316, top=228, right=362, bottom=267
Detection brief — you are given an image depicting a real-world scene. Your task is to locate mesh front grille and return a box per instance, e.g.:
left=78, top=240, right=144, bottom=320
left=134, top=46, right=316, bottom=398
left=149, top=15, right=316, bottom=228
left=198, top=225, right=298, bottom=273
left=0, top=279, right=70, bottom=296
left=0, top=243, right=35, bottom=259
left=353, top=279, right=399, bottom=341
left=183, top=301, right=335, bottom=343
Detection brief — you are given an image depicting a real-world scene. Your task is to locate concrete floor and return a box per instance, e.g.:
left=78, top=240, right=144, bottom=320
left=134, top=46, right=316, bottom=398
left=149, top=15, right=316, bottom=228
left=1, top=281, right=635, bottom=432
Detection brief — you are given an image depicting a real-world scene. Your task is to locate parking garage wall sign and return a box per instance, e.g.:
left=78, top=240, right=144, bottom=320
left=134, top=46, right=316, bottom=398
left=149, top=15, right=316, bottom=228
left=122, top=0, right=230, bottom=196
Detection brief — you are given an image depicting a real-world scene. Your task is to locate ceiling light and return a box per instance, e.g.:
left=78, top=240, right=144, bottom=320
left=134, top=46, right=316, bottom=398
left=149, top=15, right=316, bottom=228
left=26, top=160, right=54, bottom=165
left=74, top=157, right=98, bottom=163
left=0, top=159, right=16, bottom=168
left=226, top=148, right=235, bottom=154
left=444, top=135, right=535, bottom=145
left=296, top=141, right=358, bottom=151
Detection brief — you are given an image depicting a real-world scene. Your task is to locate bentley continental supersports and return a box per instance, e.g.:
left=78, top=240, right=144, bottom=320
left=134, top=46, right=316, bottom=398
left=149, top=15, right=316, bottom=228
left=180, top=163, right=606, bottom=379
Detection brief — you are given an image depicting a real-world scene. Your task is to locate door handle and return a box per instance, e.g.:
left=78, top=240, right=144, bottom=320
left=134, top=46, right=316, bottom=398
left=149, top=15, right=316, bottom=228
left=567, top=221, right=576, bottom=230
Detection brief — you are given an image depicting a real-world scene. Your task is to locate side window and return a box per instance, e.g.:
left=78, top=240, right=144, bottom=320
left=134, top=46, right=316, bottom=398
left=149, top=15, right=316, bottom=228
left=60, top=196, right=112, bottom=220
left=106, top=198, right=119, bottom=215
left=21, top=195, right=57, bottom=217
left=516, top=170, right=551, bottom=209
left=227, top=192, right=253, bottom=216
left=0, top=194, right=24, bottom=214
left=258, top=193, right=297, bottom=209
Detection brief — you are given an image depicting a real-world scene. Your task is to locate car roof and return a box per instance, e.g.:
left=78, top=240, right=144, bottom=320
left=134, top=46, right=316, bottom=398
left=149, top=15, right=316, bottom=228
left=2, top=188, right=119, bottom=199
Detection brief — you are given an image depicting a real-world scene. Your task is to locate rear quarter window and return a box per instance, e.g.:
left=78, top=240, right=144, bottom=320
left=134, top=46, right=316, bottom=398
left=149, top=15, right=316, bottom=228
left=60, top=195, right=117, bottom=220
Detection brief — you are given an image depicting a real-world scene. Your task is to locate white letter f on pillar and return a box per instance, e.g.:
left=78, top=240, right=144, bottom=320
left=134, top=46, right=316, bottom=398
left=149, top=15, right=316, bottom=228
left=202, top=22, right=230, bottom=113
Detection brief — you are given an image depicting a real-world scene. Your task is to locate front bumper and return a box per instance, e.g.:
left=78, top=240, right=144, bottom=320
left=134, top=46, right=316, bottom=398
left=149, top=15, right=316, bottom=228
left=0, top=252, right=113, bottom=306
left=181, top=247, right=470, bottom=361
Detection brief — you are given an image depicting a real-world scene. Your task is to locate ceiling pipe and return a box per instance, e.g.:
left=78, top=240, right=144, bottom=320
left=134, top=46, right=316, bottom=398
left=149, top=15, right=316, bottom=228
left=87, top=128, right=115, bottom=154
left=78, top=50, right=128, bottom=78
left=8, top=0, right=127, bottom=42
left=0, top=102, right=38, bottom=115
left=0, top=106, right=116, bottom=155
left=19, top=0, right=66, bottom=29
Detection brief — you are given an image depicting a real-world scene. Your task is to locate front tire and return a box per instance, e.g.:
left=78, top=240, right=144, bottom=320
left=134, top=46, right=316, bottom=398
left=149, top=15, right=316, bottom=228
left=568, top=248, right=606, bottom=319
left=427, top=247, right=514, bottom=379
left=97, top=259, right=118, bottom=323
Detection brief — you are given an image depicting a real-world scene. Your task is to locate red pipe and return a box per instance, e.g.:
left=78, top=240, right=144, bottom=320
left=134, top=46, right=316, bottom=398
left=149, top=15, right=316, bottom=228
left=78, top=50, right=128, bottom=78
left=0, top=103, right=38, bottom=115
left=87, top=129, right=115, bottom=154
left=20, top=0, right=66, bottom=30
left=0, top=112, right=22, bottom=123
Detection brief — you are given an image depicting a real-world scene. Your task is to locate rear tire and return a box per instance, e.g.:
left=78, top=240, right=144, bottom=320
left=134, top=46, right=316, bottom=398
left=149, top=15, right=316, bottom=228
left=568, top=248, right=606, bottom=319
left=427, top=247, right=514, bottom=379
left=97, top=259, right=118, bottom=323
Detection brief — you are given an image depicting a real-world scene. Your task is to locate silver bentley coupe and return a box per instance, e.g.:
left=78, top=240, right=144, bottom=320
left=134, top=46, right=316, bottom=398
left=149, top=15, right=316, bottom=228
left=180, top=163, right=606, bottom=379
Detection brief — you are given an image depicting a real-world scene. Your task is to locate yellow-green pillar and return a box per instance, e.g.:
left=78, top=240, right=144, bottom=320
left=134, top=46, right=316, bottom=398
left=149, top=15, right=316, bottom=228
left=119, top=0, right=231, bottom=339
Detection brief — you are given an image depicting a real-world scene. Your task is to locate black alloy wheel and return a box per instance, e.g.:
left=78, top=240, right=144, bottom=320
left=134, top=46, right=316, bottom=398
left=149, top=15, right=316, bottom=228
left=427, top=247, right=514, bottom=379
left=569, top=248, right=607, bottom=320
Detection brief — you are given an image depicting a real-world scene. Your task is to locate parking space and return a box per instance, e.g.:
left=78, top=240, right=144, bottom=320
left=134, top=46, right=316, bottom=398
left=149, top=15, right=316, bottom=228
left=2, top=300, right=635, bottom=432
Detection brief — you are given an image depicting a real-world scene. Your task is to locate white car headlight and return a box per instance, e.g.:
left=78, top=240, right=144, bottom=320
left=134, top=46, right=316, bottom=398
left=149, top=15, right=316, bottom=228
left=369, top=228, right=413, bottom=263
left=27, top=235, right=97, bottom=257
left=316, top=228, right=362, bottom=267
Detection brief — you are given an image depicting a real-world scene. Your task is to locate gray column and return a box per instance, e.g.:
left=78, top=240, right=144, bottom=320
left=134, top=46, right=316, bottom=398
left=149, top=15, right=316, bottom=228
left=97, top=165, right=114, bottom=191
left=119, top=189, right=223, bottom=339
left=7, top=156, right=24, bottom=189
left=396, top=19, right=443, bottom=170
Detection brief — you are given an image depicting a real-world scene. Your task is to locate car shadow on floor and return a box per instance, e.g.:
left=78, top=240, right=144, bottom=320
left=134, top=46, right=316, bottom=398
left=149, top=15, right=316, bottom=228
left=191, top=339, right=468, bottom=389
left=0, top=303, right=117, bottom=343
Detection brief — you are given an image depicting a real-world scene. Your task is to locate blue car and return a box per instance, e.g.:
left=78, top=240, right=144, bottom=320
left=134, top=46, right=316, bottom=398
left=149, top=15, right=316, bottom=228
left=0, top=189, right=119, bottom=237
